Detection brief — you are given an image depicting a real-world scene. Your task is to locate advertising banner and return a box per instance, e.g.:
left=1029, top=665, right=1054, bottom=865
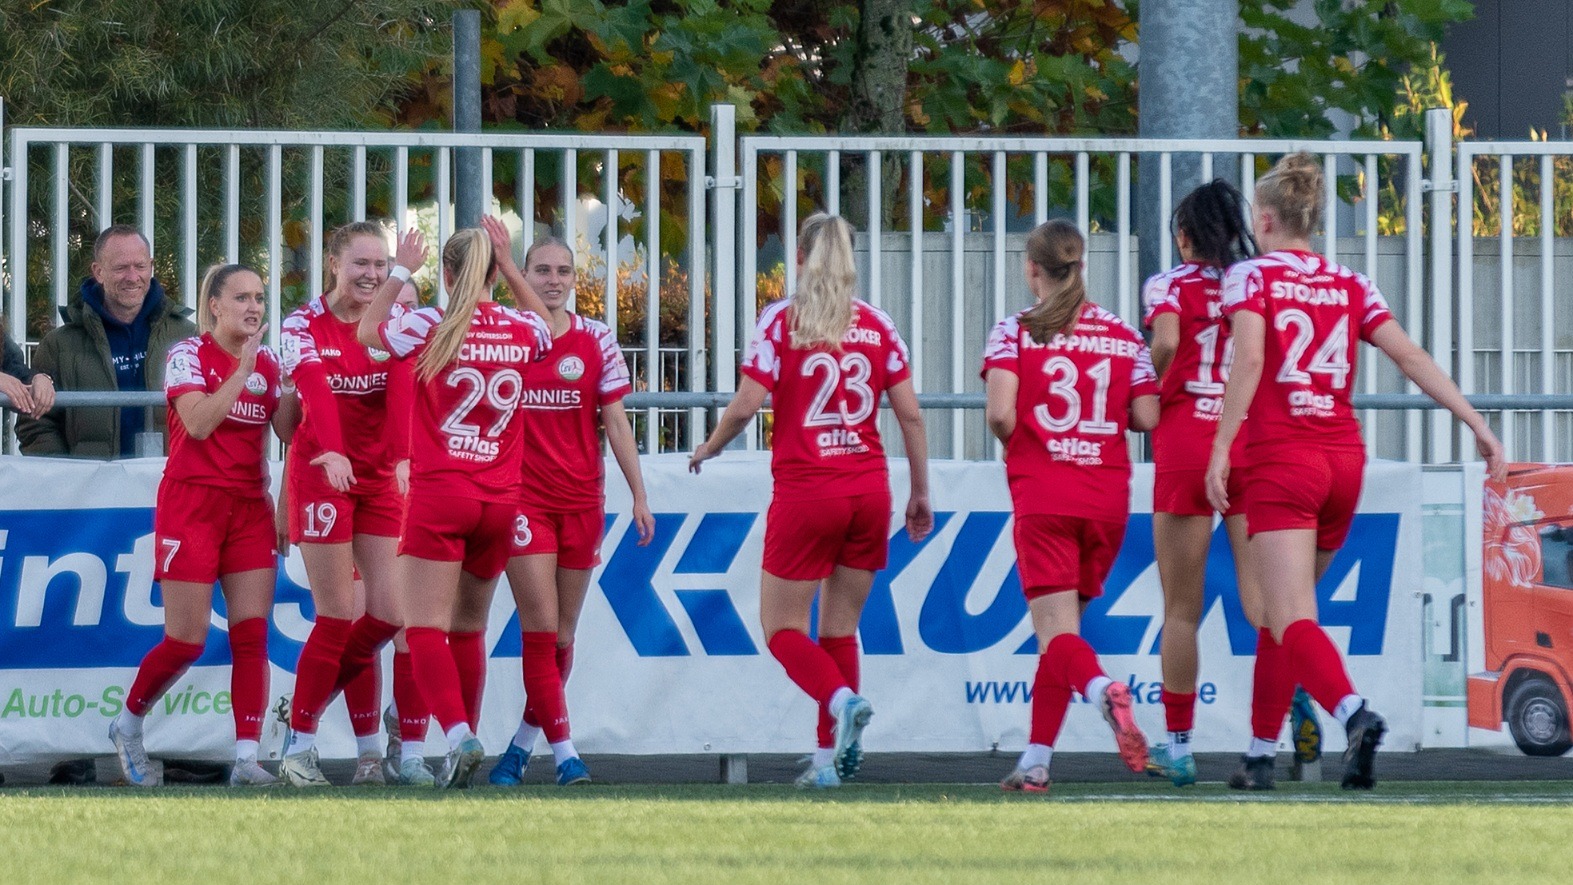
left=0, top=454, right=1422, bottom=763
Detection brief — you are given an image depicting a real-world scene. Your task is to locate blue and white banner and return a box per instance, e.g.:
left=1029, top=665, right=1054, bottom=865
left=0, top=454, right=1421, bottom=763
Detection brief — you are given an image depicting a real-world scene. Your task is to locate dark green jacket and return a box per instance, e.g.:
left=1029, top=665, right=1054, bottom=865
left=16, top=285, right=197, bottom=458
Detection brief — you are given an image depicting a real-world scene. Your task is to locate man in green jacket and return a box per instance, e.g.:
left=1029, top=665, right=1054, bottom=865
left=17, top=225, right=196, bottom=458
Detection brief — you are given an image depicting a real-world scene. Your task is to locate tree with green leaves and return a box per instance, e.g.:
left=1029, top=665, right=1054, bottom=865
left=0, top=1, right=453, bottom=335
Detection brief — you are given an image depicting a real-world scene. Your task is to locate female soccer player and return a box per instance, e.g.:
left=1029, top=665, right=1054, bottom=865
left=488, top=237, right=656, bottom=788
left=108, top=263, right=293, bottom=787
left=379, top=280, right=437, bottom=785
left=358, top=219, right=551, bottom=788
left=689, top=213, right=932, bottom=789
left=1205, top=153, right=1506, bottom=790
left=984, top=219, right=1155, bottom=793
left=278, top=222, right=407, bottom=787
left=1141, top=179, right=1259, bottom=787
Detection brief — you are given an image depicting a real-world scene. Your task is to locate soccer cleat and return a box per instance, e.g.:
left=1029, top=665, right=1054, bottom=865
left=396, top=757, right=437, bottom=787
left=832, top=695, right=873, bottom=777
left=1341, top=704, right=1387, bottom=790
left=1098, top=682, right=1149, bottom=773
left=382, top=705, right=402, bottom=781
left=228, top=758, right=278, bottom=787
left=999, top=765, right=1051, bottom=793
left=281, top=746, right=330, bottom=788
left=836, top=740, right=863, bottom=781
left=1291, top=687, right=1323, bottom=764
left=109, top=720, right=155, bottom=787
left=1227, top=755, right=1276, bottom=791
left=488, top=743, right=531, bottom=786
left=438, top=735, right=486, bottom=789
left=794, top=762, right=841, bottom=789
left=555, top=757, right=592, bottom=786
left=1145, top=744, right=1197, bottom=787
left=352, top=750, right=385, bottom=786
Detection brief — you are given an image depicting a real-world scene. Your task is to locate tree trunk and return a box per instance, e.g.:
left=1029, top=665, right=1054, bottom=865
left=842, top=0, right=911, bottom=229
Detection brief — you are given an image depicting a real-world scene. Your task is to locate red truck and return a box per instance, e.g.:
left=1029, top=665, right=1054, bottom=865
left=1470, top=464, right=1573, bottom=755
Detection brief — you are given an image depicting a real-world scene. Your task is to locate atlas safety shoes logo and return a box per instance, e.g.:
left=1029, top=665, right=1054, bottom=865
left=0, top=508, right=1399, bottom=671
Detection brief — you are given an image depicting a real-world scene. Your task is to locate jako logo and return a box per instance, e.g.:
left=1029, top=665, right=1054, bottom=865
left=0, top=509, right=1399, bottom=670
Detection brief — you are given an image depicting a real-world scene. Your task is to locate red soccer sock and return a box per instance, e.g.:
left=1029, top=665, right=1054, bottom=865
left=331, top=614, right=400, bottom=696
left=524, top=642, right=575, bottom=729
left=1282, top=619, right=1358, bottom=715
left=405, top=627, right=467, bottom=733
left=227, top=618, right=270, bottom=742
left=1029, top=651, right=1074, bottom=746
left=1045, top=633, right=1106, bottom=698
left=816, top=635, right=860, bottom=749
left=766, top=629, right=848, bottom=707
left=344, top=663, right=381, bottom=738
left=521, top=632, right=570, bottom=743
left=448, top=630, right=487, bottom=730
left=392, top=650, right=430, bottom=743
left=1250, top=627, right=1295, bottom=741
left=289, top=616, right=352, bottom=734
left=126, top=636, right=206, bottom=717
left=1161, top=688, right=1197, bottom=736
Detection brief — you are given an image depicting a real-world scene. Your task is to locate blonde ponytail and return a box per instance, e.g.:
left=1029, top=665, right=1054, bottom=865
left=417, top=229, right=494, bottom=382
left=1255, top=152, right=1324, bottom=238
left=790, top=213, right=857, bottom=351
left=1018, top=220, right=1087, bottom=344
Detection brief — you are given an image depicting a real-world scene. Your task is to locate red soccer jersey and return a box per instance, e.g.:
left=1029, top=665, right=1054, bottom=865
left=516, top=313, right=633, bottom=512
left=1142, top=262, right=1247, bottom=471
left=981, top=303, right=1158, bottom=523
left=385, top=357, right=416, bottom=463
left=739, top=300, right=912, bottom=500
left=280, top=297, right=405, bottom=480
left=377, top=301, right=552, bottom=503
left=1221, top=250, right=1394, bottom=452
left=163, top=334, right=282, bottom=494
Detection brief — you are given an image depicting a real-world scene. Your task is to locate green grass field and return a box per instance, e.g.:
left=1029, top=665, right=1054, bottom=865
left=5, top=781, right=1573, bottom=884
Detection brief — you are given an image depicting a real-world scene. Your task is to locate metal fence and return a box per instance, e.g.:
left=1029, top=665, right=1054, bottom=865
left=736, top=133, right=1428, bottom=459
left=2, top=112, right=708, bottom=455
left=2, top=103, right=1569, bottom=465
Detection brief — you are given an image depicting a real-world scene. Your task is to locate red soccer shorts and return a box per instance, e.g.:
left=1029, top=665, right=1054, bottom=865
left=1012, top=513, right=1126, bottom=601
left=1154, top=467, right=1248, bottom=518
left=1245, top=445, right=1365, bottom=551
left=762, top=489, right=891, bottom=581
left=154, top=478, right=277, bottom=583
left=510, top=505, right=605, bottom=570
left=399, top=493, right=516, bottom=580
left=288, top=464, right=402, bottom=544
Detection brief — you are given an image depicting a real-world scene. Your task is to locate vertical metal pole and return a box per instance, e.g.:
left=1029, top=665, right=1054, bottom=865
left=710, top=104, right=738, bottom=401
left=687, top=143, right=707, bottom=448
left=226, top=145, right=241, bottom=263
left=644, top=149, right=660, bottom=453
left=52, top=144, right=68, bottom=312
left=453, top=9, right=483, bottom=229
left=97, top=143, right=114, bottom=230
left=183, top=145, right=197, bottom=310
left=9, top=129, right=29, bottom=350
left=603, top=148, right=618, bottom=332
left=1425, top=107, right=1455, bottom=463
left=1541, top=153, right=1556, bottom=460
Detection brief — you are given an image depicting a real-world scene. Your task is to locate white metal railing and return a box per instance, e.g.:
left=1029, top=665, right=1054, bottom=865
left=2, top=125, right=708, bottom=454
left=739, top=134, right=1428, bottom=459
left=4, top=104, right=1568, bottom=466
left=1456, top=139, right=1573, bottom=463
